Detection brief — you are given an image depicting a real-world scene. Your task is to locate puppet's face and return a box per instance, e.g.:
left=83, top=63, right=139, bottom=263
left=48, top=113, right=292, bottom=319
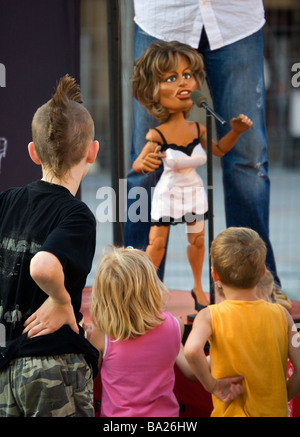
left=158, top=55, right=197, bottom=114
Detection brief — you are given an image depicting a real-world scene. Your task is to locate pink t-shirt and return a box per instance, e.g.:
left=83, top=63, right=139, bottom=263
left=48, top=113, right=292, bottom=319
left=100, top=311, right=181, bottom=417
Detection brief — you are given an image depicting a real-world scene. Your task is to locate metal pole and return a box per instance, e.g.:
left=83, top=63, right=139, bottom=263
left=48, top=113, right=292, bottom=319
left=106, top=0, right=124, bottom=246
left=206, top=112, right=215, bottom=304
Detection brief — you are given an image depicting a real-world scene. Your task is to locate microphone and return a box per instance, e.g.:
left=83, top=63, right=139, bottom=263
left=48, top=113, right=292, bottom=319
left=190, top=90, right=207, bottom=107
left=190, top=90, right=227, bottom=126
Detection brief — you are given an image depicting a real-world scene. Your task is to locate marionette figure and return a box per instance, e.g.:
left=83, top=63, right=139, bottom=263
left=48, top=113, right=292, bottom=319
left=132, top=41, right=252, bottom=310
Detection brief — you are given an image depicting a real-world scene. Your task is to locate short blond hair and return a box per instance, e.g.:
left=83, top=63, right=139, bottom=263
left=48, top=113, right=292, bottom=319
left=90, top=246, right=169, bottom=342
left=210, top=227, right=266, bottom=289
left=132, top=40, right=205, bottom=122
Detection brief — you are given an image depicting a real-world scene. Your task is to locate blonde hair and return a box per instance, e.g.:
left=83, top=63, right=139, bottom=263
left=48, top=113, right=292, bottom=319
left=257, top=269, right=275, bottom=302
left=32, top=74, right=94, bottom=180
left=258, top=269, right=292, bottom=312
left=90, top=246, right=169, bottom=342
left=210, top=227, right=266, bottom=289
left=132, top=40, right=205, bottom=122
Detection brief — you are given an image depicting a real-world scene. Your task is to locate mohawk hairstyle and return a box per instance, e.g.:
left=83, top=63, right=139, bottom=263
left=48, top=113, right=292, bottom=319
left=32, top=74, right=94, bottom=179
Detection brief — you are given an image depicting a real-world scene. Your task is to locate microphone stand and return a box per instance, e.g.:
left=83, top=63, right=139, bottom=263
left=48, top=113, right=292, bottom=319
left=202, top=105, right=226, bottom=304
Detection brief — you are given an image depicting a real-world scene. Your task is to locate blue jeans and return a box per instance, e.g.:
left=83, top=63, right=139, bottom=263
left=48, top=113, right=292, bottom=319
left=123, top=24, right=280, bottom=287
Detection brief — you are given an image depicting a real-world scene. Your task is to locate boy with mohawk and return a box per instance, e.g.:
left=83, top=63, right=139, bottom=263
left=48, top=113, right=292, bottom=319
left=0, top=75, right=99, bottom=417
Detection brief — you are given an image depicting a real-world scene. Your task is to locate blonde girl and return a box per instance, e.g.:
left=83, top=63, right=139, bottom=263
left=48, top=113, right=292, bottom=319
left=89, top=246, right=197, bottom=417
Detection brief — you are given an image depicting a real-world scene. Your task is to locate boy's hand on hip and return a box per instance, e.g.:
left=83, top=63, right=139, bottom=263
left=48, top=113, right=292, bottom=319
left=23, top=296, right=79, bottom=338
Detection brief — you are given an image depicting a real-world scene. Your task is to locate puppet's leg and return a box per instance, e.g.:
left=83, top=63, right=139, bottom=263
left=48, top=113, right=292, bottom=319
left=187, top=221, right=209, bottom=307
left=146, top=225, right=169, bottom=270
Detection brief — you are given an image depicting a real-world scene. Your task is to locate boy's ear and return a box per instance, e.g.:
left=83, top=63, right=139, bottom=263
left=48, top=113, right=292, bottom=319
left=28, top=142, right=41, bottom=165
left=87, top=140, right=99, bottom=164
left=211, top=266, right=220, bottom=282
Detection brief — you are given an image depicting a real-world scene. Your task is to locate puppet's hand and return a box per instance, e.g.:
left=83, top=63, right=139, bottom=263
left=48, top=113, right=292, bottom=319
left=230, top=114, right=253, bottom=133
left=140, top=143, right=165, bottom=173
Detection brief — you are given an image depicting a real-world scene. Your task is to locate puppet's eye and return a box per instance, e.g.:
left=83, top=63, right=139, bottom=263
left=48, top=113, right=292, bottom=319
left=183, top=72, right=192, bottom=79
left=165, top=75, right=177, bottom=83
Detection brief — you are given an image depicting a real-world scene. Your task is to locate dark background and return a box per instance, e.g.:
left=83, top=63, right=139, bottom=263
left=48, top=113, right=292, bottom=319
left=0, top=0, right=80, bottom=190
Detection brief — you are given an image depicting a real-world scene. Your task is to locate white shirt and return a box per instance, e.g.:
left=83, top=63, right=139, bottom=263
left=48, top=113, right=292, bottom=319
left=134, top=0, right=265, bottom=51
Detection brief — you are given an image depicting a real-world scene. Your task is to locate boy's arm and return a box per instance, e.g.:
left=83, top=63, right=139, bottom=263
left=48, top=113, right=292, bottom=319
left=286, top=310, right=300, bottom=401
left=184, top=308, right=216, bottom=392
left=23, top=251, right=78, bottom=337
left=184, top=308, right=244, bottom=403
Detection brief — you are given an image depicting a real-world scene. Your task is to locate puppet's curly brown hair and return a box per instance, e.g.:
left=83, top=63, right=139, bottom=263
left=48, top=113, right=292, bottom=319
left=132, top=41, right=205, bottom=122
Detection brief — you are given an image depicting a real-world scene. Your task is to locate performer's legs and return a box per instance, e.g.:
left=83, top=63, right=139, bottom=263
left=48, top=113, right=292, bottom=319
left=200, top=29, right=281, bottom=288
left=146, top=225, right=169, bottom=271
left=186, top=222, right=208, bottom=306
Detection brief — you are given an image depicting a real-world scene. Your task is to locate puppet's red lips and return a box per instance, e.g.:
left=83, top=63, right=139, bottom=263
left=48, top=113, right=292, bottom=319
left=177, top=90, right=191, bottom=99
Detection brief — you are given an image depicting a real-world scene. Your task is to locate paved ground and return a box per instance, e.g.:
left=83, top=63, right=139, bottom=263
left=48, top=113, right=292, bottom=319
left=82, top=161, right=300, bottom=302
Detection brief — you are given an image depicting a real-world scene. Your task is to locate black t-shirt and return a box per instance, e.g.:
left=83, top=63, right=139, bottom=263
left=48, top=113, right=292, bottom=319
left=0, top=180, right=99, bottom=372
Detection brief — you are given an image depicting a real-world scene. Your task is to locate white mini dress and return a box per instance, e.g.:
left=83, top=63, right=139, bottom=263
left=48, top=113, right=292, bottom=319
left=151, top=124, right=208, bottom=226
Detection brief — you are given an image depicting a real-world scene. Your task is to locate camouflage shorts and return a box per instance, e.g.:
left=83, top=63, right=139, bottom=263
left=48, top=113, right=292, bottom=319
left=0, top=353, right=95, bottom=417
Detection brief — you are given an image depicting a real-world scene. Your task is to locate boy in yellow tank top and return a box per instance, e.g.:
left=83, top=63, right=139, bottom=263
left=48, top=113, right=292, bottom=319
left=184, top=227, right=300, bottom=417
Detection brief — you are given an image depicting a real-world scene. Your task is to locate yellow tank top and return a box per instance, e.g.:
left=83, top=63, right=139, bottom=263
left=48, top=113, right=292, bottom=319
left=209, top=300, right=288, bottom=417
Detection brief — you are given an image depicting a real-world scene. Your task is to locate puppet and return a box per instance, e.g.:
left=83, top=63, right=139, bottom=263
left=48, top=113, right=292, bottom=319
left=132, top=41, right=252, bottom=310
